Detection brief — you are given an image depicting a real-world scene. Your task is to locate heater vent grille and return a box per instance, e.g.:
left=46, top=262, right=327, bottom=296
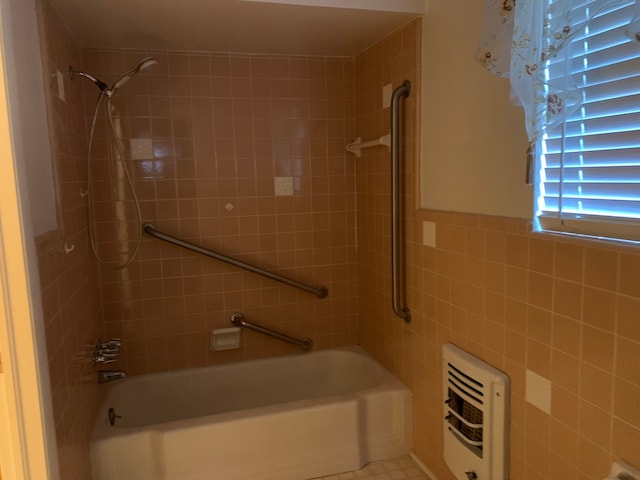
left=443, top=344, right=509, bottom=480
left=447, top=362, right=484, bottom=404
left=446, top=387, right=484, bottom=458
left=446, top=361, right=485, bottom=457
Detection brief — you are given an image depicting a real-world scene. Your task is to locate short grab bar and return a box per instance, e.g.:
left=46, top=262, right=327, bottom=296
left=143, top=224, right=328, bottom=299
left=231, top=312, right=313, bottom=351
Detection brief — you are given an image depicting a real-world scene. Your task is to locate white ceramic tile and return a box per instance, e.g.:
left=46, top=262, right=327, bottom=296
left=274, top=176, right=294, bottom=196
left=422, top=221, right=436, bottom=247
left=315, top=456, right=430, bottom=480
left=390, top=470, right=408, bottom=479
left=525, top=369, right=551, bottom=414
left=130, top=138, right=154, bottom=160
left=382, top=83, right=392, bottom=109
left=55, top=70, right=65, bottom=101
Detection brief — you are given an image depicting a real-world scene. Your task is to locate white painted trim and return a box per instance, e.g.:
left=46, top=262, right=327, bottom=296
left=0, top=0, right=59, bottom=478
left=411, top=452, right=439, bottom=480
left=238, top=0, right=426, bottom=14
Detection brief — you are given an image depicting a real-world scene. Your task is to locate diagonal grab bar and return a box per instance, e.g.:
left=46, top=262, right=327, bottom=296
left=231, top=312, right=313, bottom=351
left=391, top=81, right=411, bottom=323
left=143, top=224, right=328, bottom=299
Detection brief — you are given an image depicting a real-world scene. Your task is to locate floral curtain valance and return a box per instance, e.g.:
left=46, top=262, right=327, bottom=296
left=476, top=0, right=515, bottom=78
left=477, top=0, right=640, bottom=145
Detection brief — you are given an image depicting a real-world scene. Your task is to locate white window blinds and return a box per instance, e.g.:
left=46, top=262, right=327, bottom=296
left=537, top=0, right=640, bottom=241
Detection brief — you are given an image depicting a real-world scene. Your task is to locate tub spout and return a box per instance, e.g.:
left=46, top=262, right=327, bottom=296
left=98, top=370, right=127, bottom=384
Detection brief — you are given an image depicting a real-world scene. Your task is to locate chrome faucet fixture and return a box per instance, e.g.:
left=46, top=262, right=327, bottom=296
left=98, top=370, right=127, bottom=384
left=93, top=338, right=122, bottom=364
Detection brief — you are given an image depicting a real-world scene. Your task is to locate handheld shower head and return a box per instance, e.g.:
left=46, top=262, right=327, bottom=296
left=70, top=57, right=158, bottom=97
left=111, top=57, right=158, bottom=93
left=137, top=57, right=159, bottom=73
left=69, top=66, right=109, bottom=92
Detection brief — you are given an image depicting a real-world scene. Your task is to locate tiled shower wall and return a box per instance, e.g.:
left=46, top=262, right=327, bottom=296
left=80, top=48, right=358, bottom=373
left=35, top=1, right=104, bottom=478
left=356, top=18, right=640, bottom=480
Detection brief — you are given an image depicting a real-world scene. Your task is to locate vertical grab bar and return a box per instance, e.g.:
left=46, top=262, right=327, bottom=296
left=391, top=80, right=411, bottom=323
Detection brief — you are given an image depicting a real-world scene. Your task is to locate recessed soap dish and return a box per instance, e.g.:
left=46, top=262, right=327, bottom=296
left=211, top=327, right=241, bottom=351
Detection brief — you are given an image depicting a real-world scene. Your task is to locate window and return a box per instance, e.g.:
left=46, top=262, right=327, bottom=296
left=536, top=0, right=640, bottom=242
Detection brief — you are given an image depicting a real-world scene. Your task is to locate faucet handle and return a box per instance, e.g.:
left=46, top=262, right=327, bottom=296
left=94, top=355, right=117, bottom=364
left=96, top=346, right=120, bottom=355
left=97, top=338, right=121, bottom=349
left=93, top=338, right=122, bottom=364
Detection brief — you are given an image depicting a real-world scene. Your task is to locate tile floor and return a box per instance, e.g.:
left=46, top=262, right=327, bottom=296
left=312, top=456, right=431, bottom=480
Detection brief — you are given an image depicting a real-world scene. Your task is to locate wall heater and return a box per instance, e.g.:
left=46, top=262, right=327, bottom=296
left=442, top=343, right=509, bottom=480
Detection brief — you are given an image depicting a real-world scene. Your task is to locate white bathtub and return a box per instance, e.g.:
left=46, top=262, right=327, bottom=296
left=90, top=346, right=412, bottom=480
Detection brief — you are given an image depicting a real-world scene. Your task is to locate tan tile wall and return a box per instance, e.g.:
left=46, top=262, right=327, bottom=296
left=356, top=19, right=640, bottom=480
left=80, top=48, right=358, bottom=374
left=355, top=20, right=421, bottom=366
left=35, top=1, right=104, bottom=478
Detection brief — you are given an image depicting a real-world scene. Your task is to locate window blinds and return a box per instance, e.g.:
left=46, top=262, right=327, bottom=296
left=537, top=0, right=640, bottom=241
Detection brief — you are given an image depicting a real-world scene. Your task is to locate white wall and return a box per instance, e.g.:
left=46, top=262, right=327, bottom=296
left=1, top=0, right=57, bottom=235
left=420, top=0, right=531, bottom=219
left=0, top=0, right=59, bottom=477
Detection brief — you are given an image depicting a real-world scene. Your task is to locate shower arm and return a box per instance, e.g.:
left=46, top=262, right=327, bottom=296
left=143, top=224, right=328, bottom=299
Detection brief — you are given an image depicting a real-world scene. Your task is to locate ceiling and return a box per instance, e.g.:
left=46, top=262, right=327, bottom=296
left=49, top=0, right=426, bottom=57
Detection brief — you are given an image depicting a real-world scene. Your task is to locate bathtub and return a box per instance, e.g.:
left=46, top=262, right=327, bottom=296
left=90, top=346, right=412, bottom=480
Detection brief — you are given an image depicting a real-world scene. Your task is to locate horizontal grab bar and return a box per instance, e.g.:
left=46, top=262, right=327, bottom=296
left=231, top=312, right=313, bottom=351
left=143, top=224, right=328, bottom=299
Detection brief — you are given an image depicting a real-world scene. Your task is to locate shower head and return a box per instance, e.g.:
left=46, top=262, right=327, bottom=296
left=111, top=57, right=158, bottom=93
left=69, top=57, right=158, bottom=96
left=137, top=57, right=159, bottom=73
left=69, top=66, right=109, bottom=92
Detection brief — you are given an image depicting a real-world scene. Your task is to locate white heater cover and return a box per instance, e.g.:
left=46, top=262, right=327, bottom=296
left=442, top=343, right=509, bottom=480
